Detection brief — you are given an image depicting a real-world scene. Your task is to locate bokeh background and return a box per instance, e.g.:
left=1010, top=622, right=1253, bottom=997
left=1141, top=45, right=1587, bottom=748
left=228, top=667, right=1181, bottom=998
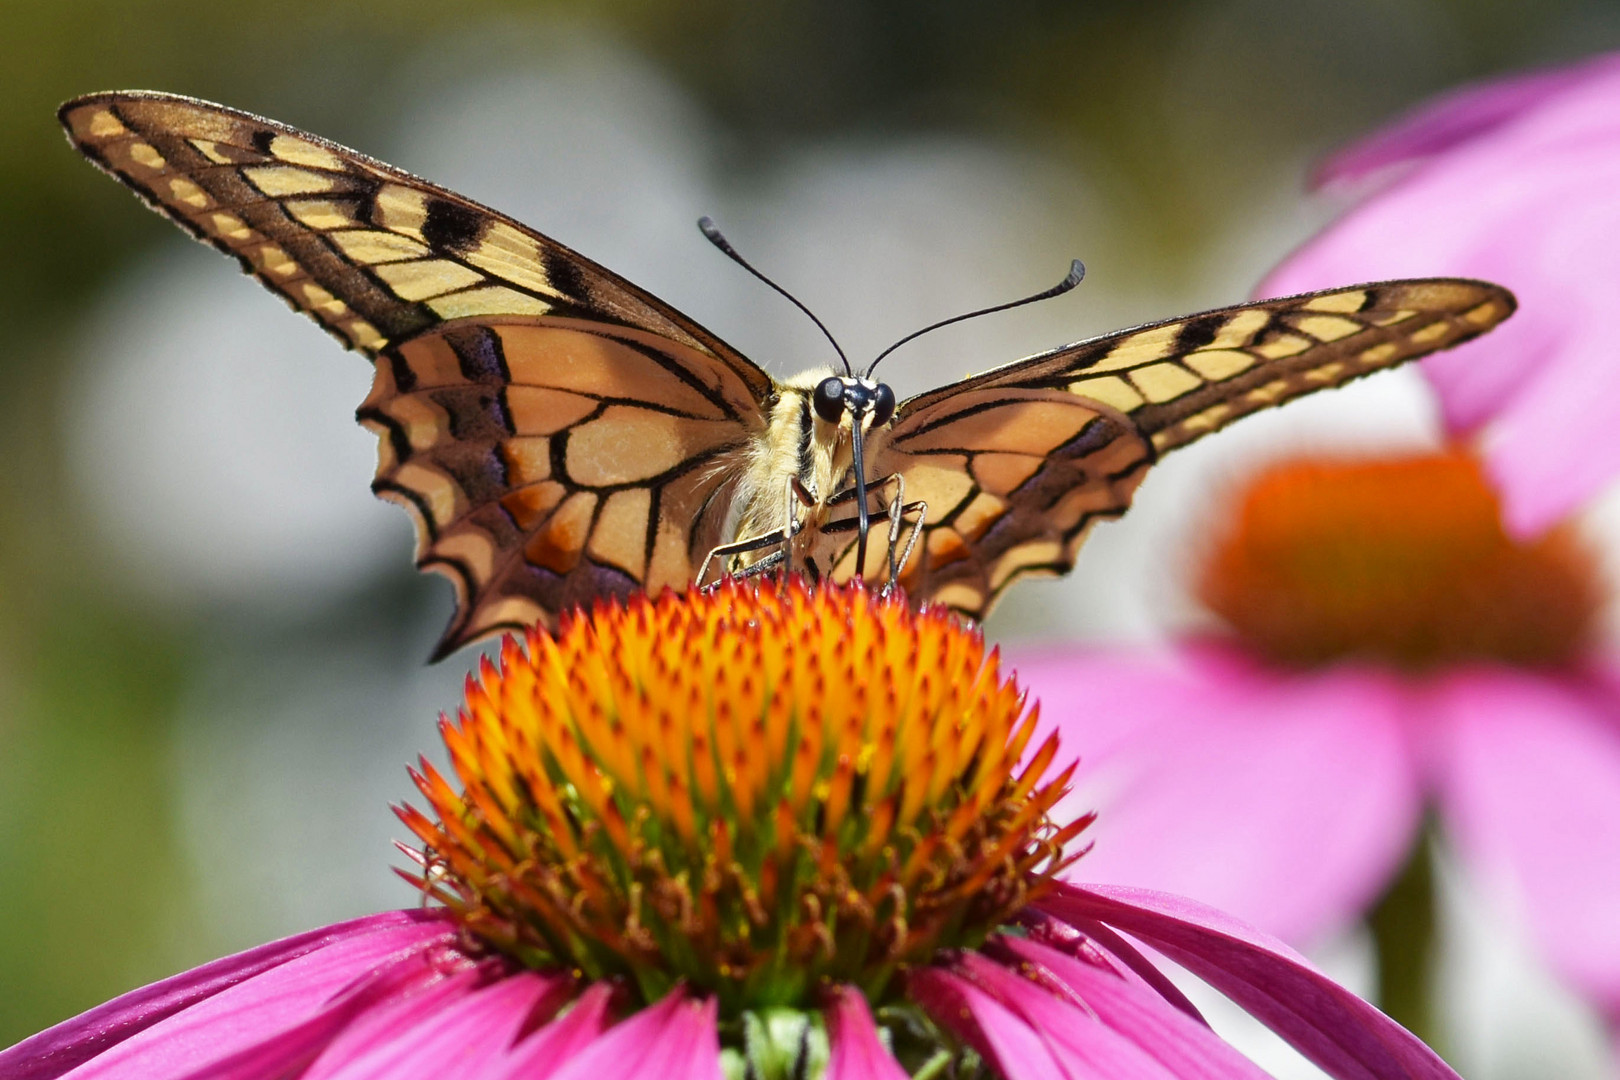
left=4, top=2, right=1620, bottom=1076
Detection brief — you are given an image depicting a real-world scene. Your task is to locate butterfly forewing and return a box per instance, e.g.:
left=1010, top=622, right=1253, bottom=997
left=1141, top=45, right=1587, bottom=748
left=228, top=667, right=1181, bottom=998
left=62, top=91, right=774, bottom=652
left=873, top=279, right=1515, bottom=618
left=59, top=91, right=769, bottom=386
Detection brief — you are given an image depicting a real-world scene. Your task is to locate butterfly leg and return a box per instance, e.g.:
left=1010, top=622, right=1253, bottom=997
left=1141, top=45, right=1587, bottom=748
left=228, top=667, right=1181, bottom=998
left=886, top=495, right=928, bottom=589
left=697, top=478, right=816, bottom=587
left=828, top=473, right=926, bottom=587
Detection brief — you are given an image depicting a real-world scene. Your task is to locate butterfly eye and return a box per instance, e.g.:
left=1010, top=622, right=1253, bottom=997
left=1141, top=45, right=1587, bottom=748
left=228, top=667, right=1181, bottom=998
left=813, top=377, right=845, bottom=423
left=871, top=383, right=896, bottom=427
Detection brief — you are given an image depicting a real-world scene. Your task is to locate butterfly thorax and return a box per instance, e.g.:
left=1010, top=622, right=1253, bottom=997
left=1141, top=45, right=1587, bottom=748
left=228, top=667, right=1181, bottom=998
left=729, top=368, right=895, bottom=579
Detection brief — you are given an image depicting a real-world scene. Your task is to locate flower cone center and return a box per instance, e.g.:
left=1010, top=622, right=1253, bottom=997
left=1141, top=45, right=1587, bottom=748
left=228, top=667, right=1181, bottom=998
left=399, top=580, right=1085, bottom=1015
left=1196, top=449, right=1602, bottom=671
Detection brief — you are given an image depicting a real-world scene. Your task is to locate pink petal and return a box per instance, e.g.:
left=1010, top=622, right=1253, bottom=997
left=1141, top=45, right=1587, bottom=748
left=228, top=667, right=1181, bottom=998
left=951, top=950, right=1189, bottom=1079
left=1258, top=53, right=1620, bottom=534
left=0, top=911, right=445, bottom=1080
left=1424, top=667, right=1620, bottom=1018
left=545, top=990, right=722, bottom=1080
left=485, top=982, right=616, bottom=1080
left=155, top=949, right=473, bottom=1080
left=356, top=972, right=573, bottom=1080
left=1314, top=53, right=1620, bottom=186
left=1037, top=882, right=1462, bottom=1080
left=906, top=968, right=1068, bottom=1078
left=824, top=987, right=907, bottom=1080
left=7, top=912, right=456, bottom=1080
left=1026, top=915, right=1209, bottom=1026
left=1020, top=644, right=1422, bottom=943
left=992, top=936, right=1272, bottom=1079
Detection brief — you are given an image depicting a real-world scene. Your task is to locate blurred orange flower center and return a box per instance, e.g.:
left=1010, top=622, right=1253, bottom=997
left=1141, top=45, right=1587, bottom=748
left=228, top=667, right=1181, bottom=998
left=1196, top=449, right=1602, bottom=671
left=398, top=580, right=1086, bottom=1015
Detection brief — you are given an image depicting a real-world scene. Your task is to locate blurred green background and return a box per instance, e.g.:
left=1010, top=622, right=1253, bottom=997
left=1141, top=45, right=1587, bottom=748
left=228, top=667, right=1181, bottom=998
left=4, top=2, right=1619, bottom=1076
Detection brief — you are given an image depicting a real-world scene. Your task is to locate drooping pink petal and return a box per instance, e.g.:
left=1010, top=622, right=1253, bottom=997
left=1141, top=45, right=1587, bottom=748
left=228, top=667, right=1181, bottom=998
left=1314, top=53, right=1620, bottom=186
left=1424, top=666, right=1620, bottom=1019
left=0, top=911, right=456, bottom=1080
left=1258, top=53, right=1620, bottom=534
left=1038, top=882, right=1463, bottom=1080
left=906, top=968, right=1068, bottom=1079
left=1019, top=644, right=1421, bottom=943
left=993, top=936, right=1273, bottom=1080
left=824, top=986, right=908, bottom=1080
left=545, top=989, right=722, bottom=1080
left=484, top=982, right=616, bottom=1080
left=0, top=911, right=442, bottom=1080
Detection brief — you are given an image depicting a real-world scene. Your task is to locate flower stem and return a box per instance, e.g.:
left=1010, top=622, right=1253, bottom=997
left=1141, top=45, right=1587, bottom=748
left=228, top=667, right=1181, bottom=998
left=1368, top=821, right=1439, bottom=1051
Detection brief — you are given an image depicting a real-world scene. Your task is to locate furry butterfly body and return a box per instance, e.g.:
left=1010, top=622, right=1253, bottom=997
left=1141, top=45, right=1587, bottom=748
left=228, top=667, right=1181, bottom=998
left=61, top=90, right=1516, bottom=657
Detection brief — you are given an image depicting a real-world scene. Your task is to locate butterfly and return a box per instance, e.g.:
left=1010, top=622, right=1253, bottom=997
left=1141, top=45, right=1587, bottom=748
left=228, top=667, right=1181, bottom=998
left=61, top=90, right=1516, bottom=659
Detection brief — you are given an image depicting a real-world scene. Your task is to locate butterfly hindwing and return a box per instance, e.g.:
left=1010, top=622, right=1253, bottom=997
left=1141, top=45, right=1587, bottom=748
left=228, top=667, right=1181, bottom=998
left=62, top=91, right=774, bottom=651
left=363, top=316, right=761, bottom=656
left=864, top=387, right=1151, bottom=615
left=875, top=279, right=1515, bottom=617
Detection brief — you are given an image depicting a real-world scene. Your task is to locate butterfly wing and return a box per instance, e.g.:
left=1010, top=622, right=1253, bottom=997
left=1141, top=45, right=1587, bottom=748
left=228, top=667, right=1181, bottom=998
left=61, top=91, right=772, bottom=655
left=866, top=279, right=1515, bottom=616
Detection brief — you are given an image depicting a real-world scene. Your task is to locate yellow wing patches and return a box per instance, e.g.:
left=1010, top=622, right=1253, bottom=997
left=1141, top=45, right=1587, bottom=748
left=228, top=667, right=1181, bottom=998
left=1086, top=322, right=1182, bottom=373
left=1292, top=314, right=1362, bottom=341
left=266, top=133, right=345, bottom=171
left=167, top=177, right=209, bottom=208
left=1067, top=375, right=1143, bottom=412
left=372, top=259, right=485, bottom=301
left=285, top=199, right=358, bottom=230
left=127, top=142, right=167, bottom=170
left=329, top=230, right=428, bottom=264
left=428, top=287, right=551, bottom=320
left=84, top=109, right=126, bottom=137
left=458, top=222, right=572, bottom=300
left=373, top=184, right=428, bottom=237
left=1184, top=350, right=1254, bottom=381
left=1205, top=309, right=1271, bottom=349
left=242, top=165, right=339, bottom=197
left=1302, top=289, right=1367, bottom=314
left=1129, top=362, right=1201, bottom=403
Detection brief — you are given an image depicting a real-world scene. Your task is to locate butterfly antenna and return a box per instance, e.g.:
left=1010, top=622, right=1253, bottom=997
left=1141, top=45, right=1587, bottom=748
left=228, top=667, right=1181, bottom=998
left=865, top=259, right=1085, bottom=378
left=698, top=216, right=852, bottom=376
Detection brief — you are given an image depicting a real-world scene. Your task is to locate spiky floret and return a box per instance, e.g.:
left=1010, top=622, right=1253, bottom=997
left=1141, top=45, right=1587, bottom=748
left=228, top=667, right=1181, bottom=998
left=397, top=579, right=1086, bottom=1016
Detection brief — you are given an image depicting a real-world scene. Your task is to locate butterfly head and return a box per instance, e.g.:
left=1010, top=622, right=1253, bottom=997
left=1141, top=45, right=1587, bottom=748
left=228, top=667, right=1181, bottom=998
left=813, top=375, right=896, bottom=432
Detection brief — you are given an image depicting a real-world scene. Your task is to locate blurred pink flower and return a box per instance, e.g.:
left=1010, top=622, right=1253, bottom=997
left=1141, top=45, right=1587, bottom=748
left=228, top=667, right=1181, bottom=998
left=1022, top=450, right=1620, bottom=1031
left=0, top=582, right=1468, bottom=1080
left=1259, top=50, right=1620, bottom=536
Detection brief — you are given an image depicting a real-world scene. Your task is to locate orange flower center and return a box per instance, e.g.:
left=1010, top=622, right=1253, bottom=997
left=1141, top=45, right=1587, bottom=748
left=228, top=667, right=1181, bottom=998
left=398, top=580, right=1085, bottom=1015
left=1196, top=449, right=1603, bottom=671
